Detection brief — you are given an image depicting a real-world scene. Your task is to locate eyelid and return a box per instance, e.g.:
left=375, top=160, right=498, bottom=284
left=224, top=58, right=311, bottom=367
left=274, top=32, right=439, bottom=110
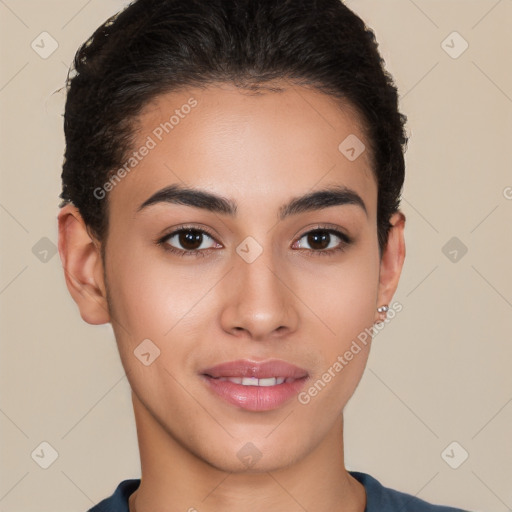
left=158, top=223, right=221, bottom=243
left=294, top=223, right=352, bottom=243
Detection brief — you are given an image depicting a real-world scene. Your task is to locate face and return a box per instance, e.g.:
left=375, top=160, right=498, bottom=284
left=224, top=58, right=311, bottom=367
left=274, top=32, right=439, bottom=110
left=75, top=83, right=402, bottom=472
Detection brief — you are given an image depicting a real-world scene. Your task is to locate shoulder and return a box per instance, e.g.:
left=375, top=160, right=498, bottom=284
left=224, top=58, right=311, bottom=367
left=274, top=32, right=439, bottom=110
left=87, top=479, right=140, bottom=512
left=349, top=471, right=472, bottom=512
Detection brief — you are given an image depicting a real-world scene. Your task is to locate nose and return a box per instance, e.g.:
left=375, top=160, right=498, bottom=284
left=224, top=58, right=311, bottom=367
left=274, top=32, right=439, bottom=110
left=219, top=243, right=299, bottom=341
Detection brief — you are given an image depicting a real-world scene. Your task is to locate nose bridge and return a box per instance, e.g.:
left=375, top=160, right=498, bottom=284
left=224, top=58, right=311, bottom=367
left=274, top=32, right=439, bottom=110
left=238, top=241, right=283, bottom=299
left=220, top=236, right=298, bottom=339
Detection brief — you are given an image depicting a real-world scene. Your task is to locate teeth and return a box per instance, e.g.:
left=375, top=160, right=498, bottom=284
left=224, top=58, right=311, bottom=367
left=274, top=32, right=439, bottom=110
left=242, top=377, right=259, bottom=386
left=216, top=376, right=292, bottom=386
left=258, top=377, right=277, bottom=387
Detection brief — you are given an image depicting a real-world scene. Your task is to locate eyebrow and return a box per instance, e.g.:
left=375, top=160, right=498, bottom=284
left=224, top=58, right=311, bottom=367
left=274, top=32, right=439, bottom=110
left=137, top=183, right=367, bottom=220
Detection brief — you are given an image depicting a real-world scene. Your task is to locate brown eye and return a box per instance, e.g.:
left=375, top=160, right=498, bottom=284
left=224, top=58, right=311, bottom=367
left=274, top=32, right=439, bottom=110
left=294, top=228, right=351, bottom=255
left=163, top=229, right=217, bottom=252
left=305, top=231, right=331, bottom=250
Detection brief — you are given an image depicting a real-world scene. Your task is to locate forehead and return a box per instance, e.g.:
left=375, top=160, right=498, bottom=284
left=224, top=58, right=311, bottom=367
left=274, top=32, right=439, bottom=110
left=107, top=82, right=377, bottom=219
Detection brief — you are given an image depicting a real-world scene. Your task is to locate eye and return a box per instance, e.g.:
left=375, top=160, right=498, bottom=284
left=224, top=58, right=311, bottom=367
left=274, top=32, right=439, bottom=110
left=157, top=226, right=220, bottom=257
left=293, top=227, right=352, bottom=255
left=156, top=224, right=352, bottom=258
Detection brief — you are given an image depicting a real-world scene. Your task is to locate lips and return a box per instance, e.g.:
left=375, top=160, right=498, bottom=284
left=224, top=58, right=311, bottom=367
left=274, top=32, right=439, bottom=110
left=200, top=359, right=309, bottom=411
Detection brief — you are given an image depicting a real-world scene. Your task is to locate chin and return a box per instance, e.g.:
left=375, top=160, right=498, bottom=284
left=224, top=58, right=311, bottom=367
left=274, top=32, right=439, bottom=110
left=207, top=451, right=298, bottom=474
left=193, top=434, right=305, bottom=474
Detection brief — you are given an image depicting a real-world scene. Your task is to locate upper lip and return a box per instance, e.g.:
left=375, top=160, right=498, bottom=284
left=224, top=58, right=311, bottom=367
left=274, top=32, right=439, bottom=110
left=201, top=359, right=309, bottom=379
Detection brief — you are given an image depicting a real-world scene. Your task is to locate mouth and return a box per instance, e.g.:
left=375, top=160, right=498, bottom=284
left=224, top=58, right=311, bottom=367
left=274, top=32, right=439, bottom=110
left=200, top=359, right=309, bottom=411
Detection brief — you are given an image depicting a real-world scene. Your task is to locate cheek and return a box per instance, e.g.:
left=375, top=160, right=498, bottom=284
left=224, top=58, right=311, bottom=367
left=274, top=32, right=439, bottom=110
left=294, top=241, right=380, bottom=398
left=107, top=243, right=211, bottom=334
left=298, top=242, right=381, bottom=344
left=104, top=242, right=207, bottom=378
left=105, top=250, right=212, bottom=415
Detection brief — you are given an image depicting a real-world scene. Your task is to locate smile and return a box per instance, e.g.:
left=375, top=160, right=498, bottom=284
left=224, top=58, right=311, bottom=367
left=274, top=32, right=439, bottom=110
left=200, top=359, right=309, bottom=411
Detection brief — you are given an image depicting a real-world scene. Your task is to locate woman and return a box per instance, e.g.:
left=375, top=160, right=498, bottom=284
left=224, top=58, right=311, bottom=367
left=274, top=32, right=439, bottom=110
left=57, top=0, right=473, bottom=510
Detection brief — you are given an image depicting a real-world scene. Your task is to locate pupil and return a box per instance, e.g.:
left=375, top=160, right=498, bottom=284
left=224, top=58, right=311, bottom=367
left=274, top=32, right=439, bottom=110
left=309, top=231, right=329, bottom=250
left=180, top=230, right=202, bottom=250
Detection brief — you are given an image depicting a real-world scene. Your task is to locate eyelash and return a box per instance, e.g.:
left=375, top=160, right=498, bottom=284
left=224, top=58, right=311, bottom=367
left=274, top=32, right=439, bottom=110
left=156, top=224, right=352, bottom=258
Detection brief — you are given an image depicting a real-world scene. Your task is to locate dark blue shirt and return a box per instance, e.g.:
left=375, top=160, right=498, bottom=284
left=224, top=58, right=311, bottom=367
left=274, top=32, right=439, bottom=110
left=87, top=471, right=471, bottom=511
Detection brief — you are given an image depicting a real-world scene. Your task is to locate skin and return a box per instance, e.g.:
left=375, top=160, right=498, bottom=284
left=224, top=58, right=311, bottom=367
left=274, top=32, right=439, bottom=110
left=58, top=82, right=406, bottom=512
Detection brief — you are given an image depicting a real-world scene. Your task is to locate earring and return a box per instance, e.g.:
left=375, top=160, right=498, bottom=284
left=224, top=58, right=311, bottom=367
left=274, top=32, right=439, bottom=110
left=376, top=305, right=389, bottom=313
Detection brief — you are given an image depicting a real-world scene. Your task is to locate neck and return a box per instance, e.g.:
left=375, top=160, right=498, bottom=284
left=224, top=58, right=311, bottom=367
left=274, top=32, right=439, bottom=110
left=128, top=392, right=366, bottom=512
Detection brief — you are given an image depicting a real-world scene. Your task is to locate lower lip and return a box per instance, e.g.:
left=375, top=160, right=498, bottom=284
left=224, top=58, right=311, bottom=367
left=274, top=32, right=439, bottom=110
left=202, top=376, right=308, bottom=411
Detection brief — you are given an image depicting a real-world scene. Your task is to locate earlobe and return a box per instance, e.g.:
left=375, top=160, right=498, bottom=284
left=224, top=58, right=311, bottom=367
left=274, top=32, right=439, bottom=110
left=57, top=204, right=111, bottom=325
left=375, top=211, right=406, bottom=323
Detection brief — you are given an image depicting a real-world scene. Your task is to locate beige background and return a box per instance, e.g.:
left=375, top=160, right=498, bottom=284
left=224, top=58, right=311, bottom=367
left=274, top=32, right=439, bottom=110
left=1, top=1, right=511, bottom=511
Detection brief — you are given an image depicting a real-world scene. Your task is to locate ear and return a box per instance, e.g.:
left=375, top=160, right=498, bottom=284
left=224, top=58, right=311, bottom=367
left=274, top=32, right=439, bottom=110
left=374, top=211, right=406, bottom=323
left=57, top=203, right=110, bottom=325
